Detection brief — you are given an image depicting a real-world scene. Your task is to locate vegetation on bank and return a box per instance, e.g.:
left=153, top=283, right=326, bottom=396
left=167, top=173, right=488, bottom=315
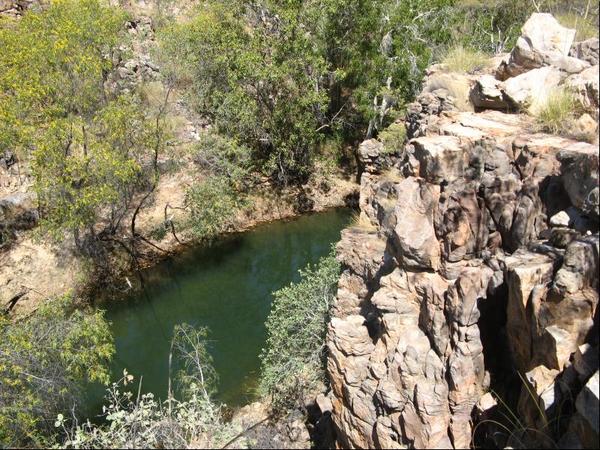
left=0, top=297, right=113, bottom=447
left=2, top=0, right=594, bottom=267
left=260, top=253, right=341, bottom=414
left=1, top=0, right=599, bottom=448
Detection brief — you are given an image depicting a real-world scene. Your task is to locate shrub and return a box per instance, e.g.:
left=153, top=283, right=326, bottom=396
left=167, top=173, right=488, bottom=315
left=532, top=88, right=578, bottom=136
left=379, top=121, right=407, bottom=154
left=442, top=45, right=489, bottom=73
left=58, top=325, right=237, bottom=449
left=259, top=253, right=340, bottom=414
left=0, top=296, right=114, bottom=448
left=185, top=177, right=242, bottom=241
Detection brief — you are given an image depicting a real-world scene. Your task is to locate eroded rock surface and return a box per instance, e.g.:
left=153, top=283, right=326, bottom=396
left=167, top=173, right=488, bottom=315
left=327, top=13, right=599, bottom=449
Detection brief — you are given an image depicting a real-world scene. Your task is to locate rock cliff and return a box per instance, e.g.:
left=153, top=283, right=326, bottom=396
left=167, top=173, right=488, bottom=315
left=327, top=14, right=599, bottom=449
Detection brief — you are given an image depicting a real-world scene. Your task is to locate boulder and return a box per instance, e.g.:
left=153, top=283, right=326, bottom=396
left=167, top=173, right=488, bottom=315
left=570, top=38, right=600, bottom=65
left=498, top=13, right=589, bottom=79
left=549, top=210, right=570, bottom=227
left=470, top=75, right=512, bottom=111
left=503, top=66, right=563, bottom=110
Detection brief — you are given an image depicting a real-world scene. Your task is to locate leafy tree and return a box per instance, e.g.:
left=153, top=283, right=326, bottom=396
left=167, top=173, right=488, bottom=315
left=0, top=296, right=114, bottom=448
left=0, top=1, right=169, bottom=261
left=159, top=1, right=328, bottom=185
left=259, top=253, right=340, bottom=413
left=185, top=176, right=242, bottom=242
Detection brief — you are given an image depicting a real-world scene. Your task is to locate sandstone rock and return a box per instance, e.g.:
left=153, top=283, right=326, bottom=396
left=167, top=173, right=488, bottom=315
left=315, top=394, right=333, bottom=415
left=393, top=178, right=441, bottom=270
left=550, top=210, right=570, bottom=227
left=358, top=139, right=389, bottom=175
left=410, top=135, right=466, bottom=183
left=503, top=66, right=563, bottom=109
left=498, top=13, right=589, bottom=79
left=328, top=18, right=600, bottom=448
left=569, top=38, right=600, bottom=65
left=470, top=75, right=511, bottom=111
left=564, top=65, right=600, bottom=118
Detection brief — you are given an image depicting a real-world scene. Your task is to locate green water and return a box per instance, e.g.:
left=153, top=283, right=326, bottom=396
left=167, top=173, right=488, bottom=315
left=84, top=208, right=350, bottom=417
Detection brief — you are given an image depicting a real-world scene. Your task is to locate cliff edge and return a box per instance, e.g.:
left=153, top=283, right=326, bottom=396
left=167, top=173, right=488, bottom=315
left=327, top=13, right=599, bottom=449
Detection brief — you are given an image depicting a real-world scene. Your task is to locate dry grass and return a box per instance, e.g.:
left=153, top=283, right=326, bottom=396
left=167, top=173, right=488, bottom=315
left=531, top=87, right=577, bottom=135
left=442, top=45, right=490, bottom=74
left=557, top=12, right=598, bottom=41
left=349, top=211, right=377, bottom=231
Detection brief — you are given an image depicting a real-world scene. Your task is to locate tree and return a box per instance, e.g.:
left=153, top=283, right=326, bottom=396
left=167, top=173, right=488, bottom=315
left=0, top=296, right=114, bottom=448
left=159, top=1, right=328, bottom=186
left=0, top=1, right=169, bottom=262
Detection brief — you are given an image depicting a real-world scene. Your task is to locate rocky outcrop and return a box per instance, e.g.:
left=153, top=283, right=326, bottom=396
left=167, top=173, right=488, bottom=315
left=327, top=14, right=599, bottom=449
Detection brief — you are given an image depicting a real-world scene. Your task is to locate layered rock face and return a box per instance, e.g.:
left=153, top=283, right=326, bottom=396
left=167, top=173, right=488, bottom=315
left=327, top=14, right=599, bottom=449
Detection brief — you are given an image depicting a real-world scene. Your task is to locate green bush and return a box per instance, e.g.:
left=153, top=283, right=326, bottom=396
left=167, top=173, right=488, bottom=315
left=0, top=296, right=114, bottom=448
left=379, top=122, right=407, bottom=154
left=185, top=177, right=242, bottom=241
left=259, top=253, right=340, bottom=414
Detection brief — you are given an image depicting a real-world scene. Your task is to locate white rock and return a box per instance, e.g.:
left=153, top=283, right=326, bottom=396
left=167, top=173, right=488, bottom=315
left=504, top=66, right=563, bottom=108
left=550, top=210, right=571, bottom=227
left=576, top=371, right=599, bottom=435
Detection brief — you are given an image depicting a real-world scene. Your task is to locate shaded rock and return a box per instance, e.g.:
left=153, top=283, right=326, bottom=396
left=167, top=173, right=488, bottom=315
left=569, top=38, right=600, bottom=65
left=470, top=75, right=512, bottom=111
left=576, top=370, right=600, bottom=436
left=558, top=145, right=600, bottom=219
left=564, top=65, right=600, bottom=119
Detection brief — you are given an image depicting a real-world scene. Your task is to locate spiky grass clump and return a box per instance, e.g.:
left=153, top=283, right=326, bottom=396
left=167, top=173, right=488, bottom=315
left=442, top=45, right=490, bottom=74
left=532, top=88, right=578, bottom=135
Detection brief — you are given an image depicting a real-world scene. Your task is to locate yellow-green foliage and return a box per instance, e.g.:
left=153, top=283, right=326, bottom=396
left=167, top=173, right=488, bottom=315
left=0, top=296, right=114, bottom=448
left=442, top=45, right=489, bottom=73
left=557, top=12, right=599, bottom=41
left=533, top=88, right=578, bottom=136
left=0, top=1, right=169, bottom=243
left=379, top=122, right=407, bottom=154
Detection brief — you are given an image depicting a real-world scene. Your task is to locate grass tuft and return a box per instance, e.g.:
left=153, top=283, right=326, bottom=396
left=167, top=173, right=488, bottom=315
left=442, top=45, right=490, bottom=74
left=349, top=211, right=377, bottom=230
left=532, top=87, right=578, bottom=136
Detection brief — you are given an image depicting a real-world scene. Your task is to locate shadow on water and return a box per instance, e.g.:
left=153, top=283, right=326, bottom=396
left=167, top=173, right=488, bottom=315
left=82, top=208, right=352, bottom=420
